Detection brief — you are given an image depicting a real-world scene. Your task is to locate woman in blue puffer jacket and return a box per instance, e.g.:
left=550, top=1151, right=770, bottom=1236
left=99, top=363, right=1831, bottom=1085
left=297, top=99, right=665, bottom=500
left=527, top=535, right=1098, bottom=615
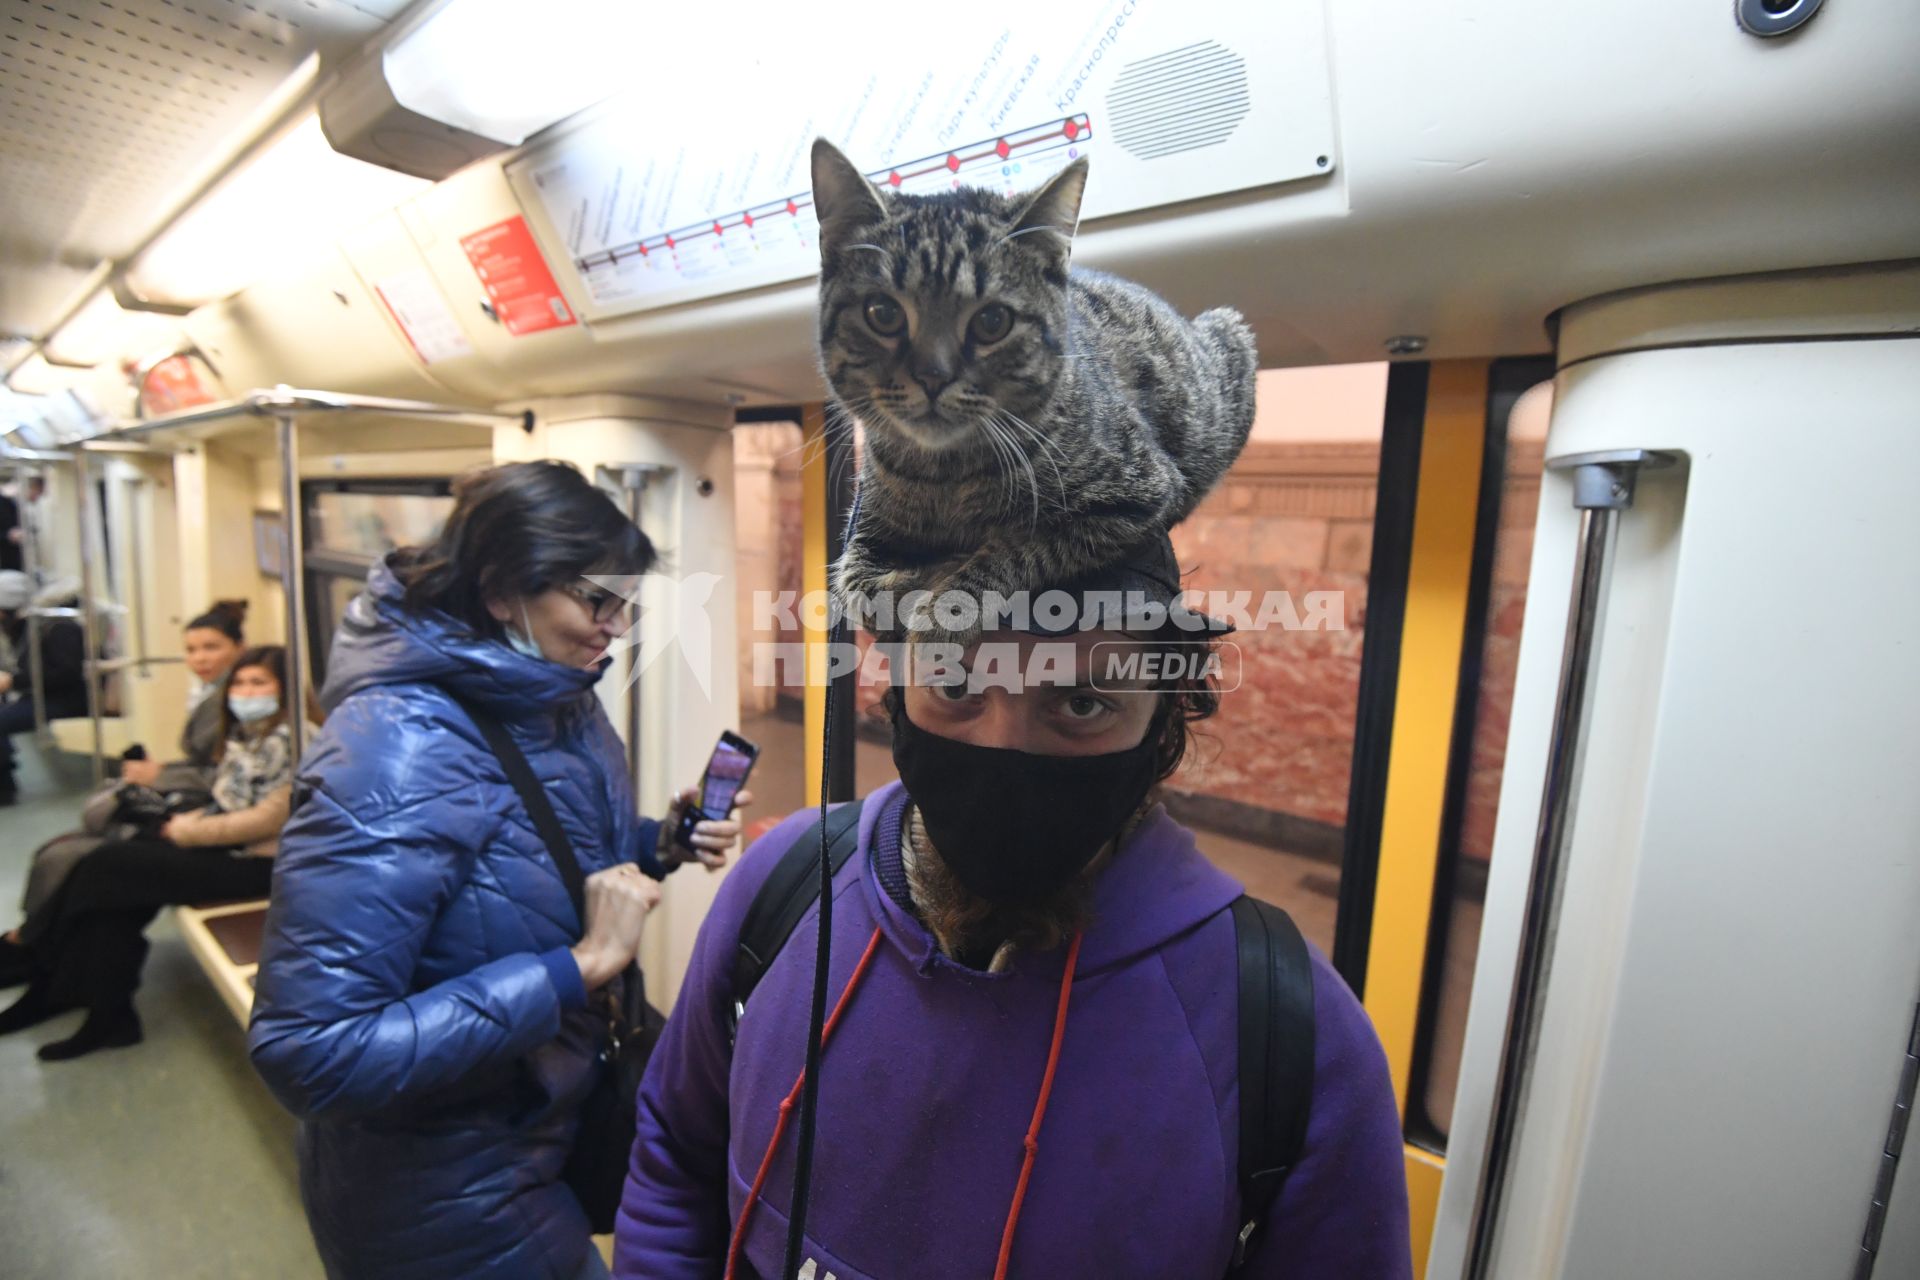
left=248, top=462, right=745, bottom=1280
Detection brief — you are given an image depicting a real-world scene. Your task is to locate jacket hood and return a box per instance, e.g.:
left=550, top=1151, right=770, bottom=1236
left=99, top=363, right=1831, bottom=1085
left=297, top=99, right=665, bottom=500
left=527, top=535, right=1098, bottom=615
left=320, top=554, right=603, bottom=717
left=859, top=779, right=1246, bottom=979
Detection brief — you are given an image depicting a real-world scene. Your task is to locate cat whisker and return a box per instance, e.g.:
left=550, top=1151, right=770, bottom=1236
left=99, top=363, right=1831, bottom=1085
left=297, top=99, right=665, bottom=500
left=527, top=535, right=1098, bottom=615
left=992, top=224, right=1070, bottom=251
left=995, top=418, right=1068, bottom=524
left=982, top=414, right=1043, bottom=533
left=994, top=409, right=1074, bottom=512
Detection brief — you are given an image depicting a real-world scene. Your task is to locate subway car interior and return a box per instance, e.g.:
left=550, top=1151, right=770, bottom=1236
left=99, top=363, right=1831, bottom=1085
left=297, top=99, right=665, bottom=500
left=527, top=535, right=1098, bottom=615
left=2, top=1, right=1917, bottom=1276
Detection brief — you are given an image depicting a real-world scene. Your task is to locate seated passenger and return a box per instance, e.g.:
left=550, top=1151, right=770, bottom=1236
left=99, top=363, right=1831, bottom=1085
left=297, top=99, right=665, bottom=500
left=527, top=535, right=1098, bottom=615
left=0, top=644, right=302, bottom=1060
left=119, top=599, right=251, bottom=794
left=246, top=461, right=750, bottom=1280
left=0, top=570, right=89, bottom=806
left=616, top=536, right=1413, bottom=1279
left=0, top=599, right=249, bottom=979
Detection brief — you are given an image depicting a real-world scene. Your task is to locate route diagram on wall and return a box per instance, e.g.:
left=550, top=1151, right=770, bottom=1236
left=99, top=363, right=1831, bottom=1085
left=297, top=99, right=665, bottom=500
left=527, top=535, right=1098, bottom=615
left=507, top=0, right=1332, bottom=319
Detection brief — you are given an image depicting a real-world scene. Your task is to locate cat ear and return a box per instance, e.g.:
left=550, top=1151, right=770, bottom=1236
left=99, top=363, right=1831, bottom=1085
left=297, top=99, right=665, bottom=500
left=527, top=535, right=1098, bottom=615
left=1010, top=158, right=1090, bottom=255
left=811, top=138, right=889, bottom=249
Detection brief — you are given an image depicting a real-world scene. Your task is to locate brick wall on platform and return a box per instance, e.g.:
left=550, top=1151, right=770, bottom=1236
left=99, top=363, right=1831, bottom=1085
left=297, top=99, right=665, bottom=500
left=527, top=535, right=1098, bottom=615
left=737, top=433, right=1542, bottom=864
left=1164, top=442, right=1378, bottom=845
left=1456, top=438, right=1543, bottom=863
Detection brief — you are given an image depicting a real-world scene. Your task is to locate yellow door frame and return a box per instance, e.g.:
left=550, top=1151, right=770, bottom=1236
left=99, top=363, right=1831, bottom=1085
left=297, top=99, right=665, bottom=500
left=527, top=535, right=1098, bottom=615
left=1358, top=359, right=1494, bottom=1275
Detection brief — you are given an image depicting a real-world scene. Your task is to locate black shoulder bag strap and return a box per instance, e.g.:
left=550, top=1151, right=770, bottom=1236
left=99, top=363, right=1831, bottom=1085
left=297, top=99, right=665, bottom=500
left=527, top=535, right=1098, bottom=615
left=726, top=796, right=866, bottom=1044
left=1229, top=894, right=1317, bottom=1269
left=455, top=697, right=589, bottom=926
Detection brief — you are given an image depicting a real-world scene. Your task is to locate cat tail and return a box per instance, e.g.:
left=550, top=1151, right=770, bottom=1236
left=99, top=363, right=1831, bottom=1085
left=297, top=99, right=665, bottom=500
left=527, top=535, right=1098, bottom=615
left=1166, top=307, right=1259, bottom=524
left=1194, top=306, right=1259, bottom=447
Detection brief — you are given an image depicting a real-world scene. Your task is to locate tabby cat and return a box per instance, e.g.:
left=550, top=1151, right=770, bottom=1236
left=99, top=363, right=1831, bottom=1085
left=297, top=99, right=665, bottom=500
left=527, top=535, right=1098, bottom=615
left=811, top=137, right=1257, bottom=641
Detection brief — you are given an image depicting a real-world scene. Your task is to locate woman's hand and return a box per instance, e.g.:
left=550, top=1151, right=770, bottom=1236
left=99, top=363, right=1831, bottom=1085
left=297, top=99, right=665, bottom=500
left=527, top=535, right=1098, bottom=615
left=659, top=787, right=754, bottom=871
left=120, top=758, right=162, bottom=788
left=569, top=863, right=662, bottom=990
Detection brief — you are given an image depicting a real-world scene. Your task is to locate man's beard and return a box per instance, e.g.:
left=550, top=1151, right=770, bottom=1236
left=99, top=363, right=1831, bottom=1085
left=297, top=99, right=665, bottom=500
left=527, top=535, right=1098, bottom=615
left=903, top=805, right=1101, bottom=963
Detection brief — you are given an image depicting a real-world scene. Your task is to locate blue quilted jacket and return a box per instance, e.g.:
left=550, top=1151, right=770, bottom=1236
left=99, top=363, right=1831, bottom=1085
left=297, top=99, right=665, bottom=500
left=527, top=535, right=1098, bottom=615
left=249, top=557, right=664, bottom=1280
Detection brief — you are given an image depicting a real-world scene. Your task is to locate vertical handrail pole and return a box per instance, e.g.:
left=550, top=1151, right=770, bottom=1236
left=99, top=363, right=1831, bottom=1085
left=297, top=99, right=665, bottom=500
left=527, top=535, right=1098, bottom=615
left=275, top=409, right=308, bottom=761
left=602, top=463, right=668, bottom=789
left=623, top=471, right=649, bottom=786
left=11, top=463, right=52, bottom=744
left=125, top=476, right=152, bottom=675
left=1464, top=448, right=1676, bottom=1278
left=74, top=450, right=105, bottom=784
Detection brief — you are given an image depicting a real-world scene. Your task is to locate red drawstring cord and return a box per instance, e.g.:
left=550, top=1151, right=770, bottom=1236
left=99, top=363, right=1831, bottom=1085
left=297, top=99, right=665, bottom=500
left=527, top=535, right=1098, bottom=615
left=992, top=929, right=1082, bottom=1280
left=723, top=925, right=1084, bottom=1280
left=725, top=926, right=886, bottom=1280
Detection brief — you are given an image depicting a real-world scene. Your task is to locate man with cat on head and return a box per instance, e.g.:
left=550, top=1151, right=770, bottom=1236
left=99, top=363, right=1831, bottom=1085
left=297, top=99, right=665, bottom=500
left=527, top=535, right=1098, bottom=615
left=611, top=144, right=1410, bottom=1278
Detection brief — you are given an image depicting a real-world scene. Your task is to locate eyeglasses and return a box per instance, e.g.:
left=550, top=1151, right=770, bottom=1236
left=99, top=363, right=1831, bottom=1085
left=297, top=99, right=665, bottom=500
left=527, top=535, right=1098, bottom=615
left=560, top=579, right=630, bottom=624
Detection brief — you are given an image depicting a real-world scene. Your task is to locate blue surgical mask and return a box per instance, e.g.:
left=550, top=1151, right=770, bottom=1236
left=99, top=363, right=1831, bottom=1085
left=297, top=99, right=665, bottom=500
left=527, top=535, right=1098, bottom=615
left=504, top=600, right=545, bottom=662
left=228, top=695, right=280, bottom=724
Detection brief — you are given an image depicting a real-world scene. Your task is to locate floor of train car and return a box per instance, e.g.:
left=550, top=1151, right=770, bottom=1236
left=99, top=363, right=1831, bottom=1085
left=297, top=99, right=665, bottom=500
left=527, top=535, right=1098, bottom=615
left=0, top=746, right=324, bottom=1280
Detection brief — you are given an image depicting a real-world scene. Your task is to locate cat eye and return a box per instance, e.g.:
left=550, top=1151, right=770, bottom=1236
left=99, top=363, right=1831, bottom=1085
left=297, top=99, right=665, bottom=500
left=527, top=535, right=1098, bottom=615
left=969, top=303, right=1014, bottom=344
left=864, top=296, right=906, bottom=336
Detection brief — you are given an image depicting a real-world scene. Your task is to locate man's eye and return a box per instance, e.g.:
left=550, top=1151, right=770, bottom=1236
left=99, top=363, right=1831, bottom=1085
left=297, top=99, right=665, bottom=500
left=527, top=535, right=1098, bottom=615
left=935, top=681, right=972, bottom=701
left=865, top=296, right=906, bottom=336
left=1061, top=693, right=1111, bottom=720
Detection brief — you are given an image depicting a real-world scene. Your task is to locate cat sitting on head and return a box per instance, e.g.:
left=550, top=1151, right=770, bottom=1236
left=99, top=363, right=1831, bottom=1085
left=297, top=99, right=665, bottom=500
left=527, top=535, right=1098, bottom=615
left=810, top=137, right=1256, bottom=648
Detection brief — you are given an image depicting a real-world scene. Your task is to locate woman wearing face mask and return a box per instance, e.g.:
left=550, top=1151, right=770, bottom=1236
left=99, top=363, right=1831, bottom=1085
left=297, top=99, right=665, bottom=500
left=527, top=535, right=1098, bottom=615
left=119, top=598, right=250, bottom=791
left=246, top=461, right=748, bottom=1280
left=0, top=599, right=251, bottom=982
left=0, top=645, right=301, bottom=1060
left=617, top=535, right=1412, bottom=1280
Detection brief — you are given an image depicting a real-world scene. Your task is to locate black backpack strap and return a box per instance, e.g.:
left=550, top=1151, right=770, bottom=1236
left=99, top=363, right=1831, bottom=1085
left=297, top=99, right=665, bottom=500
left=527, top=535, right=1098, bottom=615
left=726, top=796, right=867, bottom=1044
left=454, top=696, right=589, bottom=931
left=1229, top=894, right=1317, bottom=1269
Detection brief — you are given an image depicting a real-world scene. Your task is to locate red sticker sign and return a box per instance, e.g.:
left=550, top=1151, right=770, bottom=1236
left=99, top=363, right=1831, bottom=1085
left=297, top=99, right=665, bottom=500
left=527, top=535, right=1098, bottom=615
left=459, top=215, right=577, bottom=336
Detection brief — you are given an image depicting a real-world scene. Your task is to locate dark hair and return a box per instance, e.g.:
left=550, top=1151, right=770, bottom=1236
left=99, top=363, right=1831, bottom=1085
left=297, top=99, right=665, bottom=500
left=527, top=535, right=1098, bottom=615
left=215, top=644, right=290, bottom=759
left=390, top=461, right=656, bottom=637
left=1146, top=630, right=1221, bottom=783
left=186, top=598, right=248, bottom=644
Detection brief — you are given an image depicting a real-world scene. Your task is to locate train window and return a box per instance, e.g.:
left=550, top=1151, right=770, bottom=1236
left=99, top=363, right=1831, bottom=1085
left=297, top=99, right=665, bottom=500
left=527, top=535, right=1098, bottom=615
left=1409, top=371, right=1553, bottom=1146
left=303, top=480, right=455, bottom=684
left=733, top=420, right=811, bottom=826
left=1169, top=364, right=1389, bottom=956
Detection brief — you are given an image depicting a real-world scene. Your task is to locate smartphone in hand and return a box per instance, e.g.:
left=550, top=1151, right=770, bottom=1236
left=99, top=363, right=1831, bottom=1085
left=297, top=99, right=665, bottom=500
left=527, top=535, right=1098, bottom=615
left=675, top=730, right=759, bottom=850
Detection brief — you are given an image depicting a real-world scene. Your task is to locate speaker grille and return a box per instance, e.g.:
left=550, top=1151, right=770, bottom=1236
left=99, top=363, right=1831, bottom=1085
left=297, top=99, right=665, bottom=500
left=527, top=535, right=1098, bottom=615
left=1106, top=41, right=1251, bottom=161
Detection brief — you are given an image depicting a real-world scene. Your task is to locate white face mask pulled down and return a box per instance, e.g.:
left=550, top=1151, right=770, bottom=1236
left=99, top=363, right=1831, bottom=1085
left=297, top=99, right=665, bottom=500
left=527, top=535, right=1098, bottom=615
left=505, top=600, right=544, bottom=662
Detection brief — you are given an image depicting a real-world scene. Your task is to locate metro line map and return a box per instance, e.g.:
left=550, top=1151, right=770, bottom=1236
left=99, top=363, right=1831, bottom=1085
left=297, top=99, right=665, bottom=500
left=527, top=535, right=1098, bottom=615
left=506, top=0, right=1333, bottom=319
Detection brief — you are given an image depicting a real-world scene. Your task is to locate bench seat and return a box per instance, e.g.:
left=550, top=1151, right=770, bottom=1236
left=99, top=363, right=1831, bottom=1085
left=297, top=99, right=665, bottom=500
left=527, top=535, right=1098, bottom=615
left=176, top=899, right=269, bottom=1026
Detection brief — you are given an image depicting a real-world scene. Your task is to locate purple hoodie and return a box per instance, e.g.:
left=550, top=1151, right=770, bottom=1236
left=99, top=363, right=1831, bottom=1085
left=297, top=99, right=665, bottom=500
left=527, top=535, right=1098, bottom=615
left=617, top=782, right=1411, bottom=1279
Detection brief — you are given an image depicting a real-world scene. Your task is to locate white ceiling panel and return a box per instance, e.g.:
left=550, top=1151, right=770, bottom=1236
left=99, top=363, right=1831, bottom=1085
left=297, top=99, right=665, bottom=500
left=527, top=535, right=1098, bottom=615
left=0, top=0, right=398, bottom=339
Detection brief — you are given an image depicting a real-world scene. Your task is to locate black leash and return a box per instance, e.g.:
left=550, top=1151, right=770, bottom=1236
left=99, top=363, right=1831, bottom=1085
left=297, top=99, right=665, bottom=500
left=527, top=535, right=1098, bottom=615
left=781, top=487, right=862, bottom=1276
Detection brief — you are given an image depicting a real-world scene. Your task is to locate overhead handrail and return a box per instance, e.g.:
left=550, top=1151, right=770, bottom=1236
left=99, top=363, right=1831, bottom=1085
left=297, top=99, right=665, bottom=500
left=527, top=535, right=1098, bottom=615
left=74, top=386, right=533, bottom=766
left=11, top=387, right=529, bottom=780
left=101, top=386, right=534, bottom=440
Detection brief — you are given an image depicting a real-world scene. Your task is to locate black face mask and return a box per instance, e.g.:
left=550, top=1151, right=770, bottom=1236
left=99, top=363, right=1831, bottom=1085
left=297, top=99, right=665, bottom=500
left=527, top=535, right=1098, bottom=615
left=889, top=696, right=1164, bottom=905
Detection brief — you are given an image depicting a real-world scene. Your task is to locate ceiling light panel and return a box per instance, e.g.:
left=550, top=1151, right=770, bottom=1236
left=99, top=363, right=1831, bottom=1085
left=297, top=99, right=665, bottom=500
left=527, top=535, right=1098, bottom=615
left=126, top=114, right=429, bottom=307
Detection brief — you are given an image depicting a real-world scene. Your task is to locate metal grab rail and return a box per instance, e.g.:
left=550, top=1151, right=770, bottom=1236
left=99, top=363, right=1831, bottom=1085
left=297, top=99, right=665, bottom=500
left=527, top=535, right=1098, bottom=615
left=81, top=385, right=531, bottom=767
left=2, top=458, right=56, bottom=743
left=602, top=464, right=669, bottom=789
left=1463, top=447, right=1678, bottom=1279
left=110, top=386, right=535, bottom=438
